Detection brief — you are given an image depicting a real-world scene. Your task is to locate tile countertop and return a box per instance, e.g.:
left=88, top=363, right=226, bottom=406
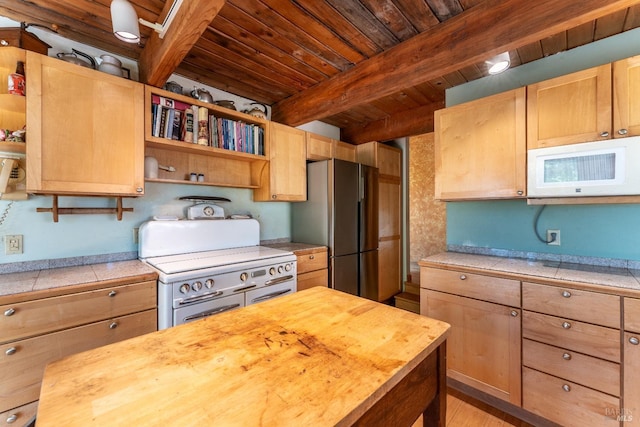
left=0, top=260, right=158, bottom=304
left=266, top=242, right=328, bottom=254
left=419, top=252, right=640, bottom=296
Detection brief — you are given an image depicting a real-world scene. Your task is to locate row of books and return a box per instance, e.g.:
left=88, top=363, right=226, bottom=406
left=150, top=95, right=265, bottom=156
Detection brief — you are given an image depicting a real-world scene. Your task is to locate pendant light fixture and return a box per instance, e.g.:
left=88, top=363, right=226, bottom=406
left=110, top=0, right=184, bottom=44
left=486, top=52, right=511, bottom=75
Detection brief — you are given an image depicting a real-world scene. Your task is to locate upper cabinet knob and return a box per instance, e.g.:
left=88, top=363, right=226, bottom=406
left=561, top=290, right=571, bottom=298
left=4, top=308, right=15, bottom=316
left=459, top=274, right=467, bottom=280
left=136, top=187, right=143, bottom=193
left=600, top=131, right=610, bottom=137
left=618, top=128, right=628, bottom=135
left=630, top=336, right=639, bottom=345
left=517, top=190, right=524, bottom=196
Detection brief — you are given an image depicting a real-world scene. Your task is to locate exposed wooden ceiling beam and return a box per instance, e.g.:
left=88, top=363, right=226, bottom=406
left=272, top=0, right=640, bottom=126
left=138, top=0, right=226, bottom=86
left=341, top=99, right=444, bottom=144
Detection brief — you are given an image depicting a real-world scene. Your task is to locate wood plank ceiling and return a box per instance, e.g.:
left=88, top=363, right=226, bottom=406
left=1, top=0, right=640, bottom=143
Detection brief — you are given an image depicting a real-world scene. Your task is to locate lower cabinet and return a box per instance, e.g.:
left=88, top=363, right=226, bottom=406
left=295, top=247, right=328, bottom=291
left=0, top=401, right=37, bottom=427
left=0, top=279, right=157, bottom=418
left=420, top=267, right=521, bottom=406
left=522, top=282, right=621, bottom=426
left=420, top=263, right=636, bottom=426
left=624, top=297, right=640, bottom=426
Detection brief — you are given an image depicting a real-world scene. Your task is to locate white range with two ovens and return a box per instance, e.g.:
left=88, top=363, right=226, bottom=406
left=138, top=218, right=297, bottom=330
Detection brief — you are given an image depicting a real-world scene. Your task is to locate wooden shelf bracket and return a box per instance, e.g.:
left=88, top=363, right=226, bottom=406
left=37, top=195, right=134, bottom=222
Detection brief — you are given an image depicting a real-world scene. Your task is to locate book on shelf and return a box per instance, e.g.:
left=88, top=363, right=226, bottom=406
left=182, top=108, right=194, bottom=143
left=172, top=110, right=182, bottom=141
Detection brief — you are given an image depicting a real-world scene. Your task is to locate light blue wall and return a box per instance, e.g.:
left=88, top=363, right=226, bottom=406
left=0, top=183, right=290, bottom=263
left=445, top=28, right=640, bottom=261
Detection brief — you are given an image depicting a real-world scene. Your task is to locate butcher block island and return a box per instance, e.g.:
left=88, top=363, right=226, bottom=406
left=36, top=287, right=450, bottom=426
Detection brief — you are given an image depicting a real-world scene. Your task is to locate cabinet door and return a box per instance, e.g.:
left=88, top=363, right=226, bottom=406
left=254, top=122, right=306, bottom=201
left=26, top=52, right=144, bottom=196
left=332, top=140, right=356, bottom=162
left=421, top=289, right=522, bottom=405
left=306, top=132, right=332, bottom=160
left=378, top=239, right=400, bottom=301
left=527, top=64, right=612, bottom=149
left=435, top=87, right=526, bottom=200
left=624, top=331, right=640, bottom=426
left=0, top=309, right=156, bottom=413
left=613, top=55, right=640, bottom=138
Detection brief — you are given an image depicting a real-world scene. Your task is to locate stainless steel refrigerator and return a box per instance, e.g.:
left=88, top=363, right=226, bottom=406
left=292, top=159, right=379, bottom=299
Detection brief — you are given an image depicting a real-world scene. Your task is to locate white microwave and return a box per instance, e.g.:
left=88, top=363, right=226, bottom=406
left=527, top=137, right=640, bottom=198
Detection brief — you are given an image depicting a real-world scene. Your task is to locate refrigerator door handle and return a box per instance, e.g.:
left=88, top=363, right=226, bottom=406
left=359, top=175, right=365, bottom=201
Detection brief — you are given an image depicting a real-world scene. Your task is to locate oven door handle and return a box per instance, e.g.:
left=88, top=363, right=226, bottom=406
left=264, top=275, right=294, bottom=287
left=178, top=291, right=224, bottom=306
left=251, top=289, right=292, bottom=304
left=182, top=304, right=241, bottom=322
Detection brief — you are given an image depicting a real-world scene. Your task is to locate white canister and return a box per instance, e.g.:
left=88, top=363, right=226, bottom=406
left=144, top=156, right=158, bottom=179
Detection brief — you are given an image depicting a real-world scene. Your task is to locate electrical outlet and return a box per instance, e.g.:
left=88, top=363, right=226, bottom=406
left=547, top=229, right=561, bottom=246
left=5, top=234, right=23, bottom=255
left=133, top=228, right=139, bottom=244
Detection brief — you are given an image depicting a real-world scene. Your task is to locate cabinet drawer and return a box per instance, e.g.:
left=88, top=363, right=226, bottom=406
left=523, top=311, right=620, bottom=362
left=0, top=401, right=37, bottom=427
left=523, top=367, right=619, bottom=427
left=523, top=339, right=619, bottom=396
left=0, top=309, right=156, bottom=413
left=625, top=297, right=640, bottom=333
left=523, top=282, right=620, bottom=328
left=420, top=267, right=520, bottom=307
left=296, top=249, right=328, bottom=274
left=0, top=280, right=156, bottom=343
left=297, top=269, right=328, bottom=291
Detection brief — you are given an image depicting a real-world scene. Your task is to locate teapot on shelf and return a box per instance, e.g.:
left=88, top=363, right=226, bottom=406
left=56, top=48, right=96, bottom=69
left=190, top=87, right=214, bottom=103
left=242, top=103, right=268, bottom=119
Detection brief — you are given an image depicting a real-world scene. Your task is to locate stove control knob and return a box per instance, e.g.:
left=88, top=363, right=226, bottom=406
left=269, top=267, right=276, bottom=276
left=192, top=281, right=202, bottom=292
left=278, top=265, right=284, bottom=274
left=240, top=272, right=248, bottom=282
left=205, top=279, right=214, bottom=289
left=285, top=263, right=292, bottom=272
left=180, top=284, right=190, bottom=294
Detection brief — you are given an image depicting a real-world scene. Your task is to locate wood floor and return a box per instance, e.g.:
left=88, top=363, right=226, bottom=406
left=446, top=388, right=535, bottom=426
left=412, top=388, right=535, bottom=427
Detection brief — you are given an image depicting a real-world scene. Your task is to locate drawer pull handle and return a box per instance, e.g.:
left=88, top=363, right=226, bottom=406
left=562, top=352, right=572, bottom=360
left=4, top=308, right=15, bottom=316
left=630, top=337, right=640, bottom=345
left=561, top=290, right=571, bottom=298
left=562, top=384, right=571, bottom=392
left=108, top=291, right=117, bottom=297
left=6, top=414, right=17, bottom=423
left=109, top=322, right=118, bottom=329
left=309, top=255, right=315, bottom=259
left=5, top=347, right=17, bottom=356
left=562, top=321, right=571, bottom=329
left=510, top=310, right=518, bottom=317
left=459, top=274, right=467, bottom=280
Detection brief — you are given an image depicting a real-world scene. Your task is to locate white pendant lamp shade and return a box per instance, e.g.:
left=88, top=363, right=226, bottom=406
left=111, top=0, right=140, bottom=43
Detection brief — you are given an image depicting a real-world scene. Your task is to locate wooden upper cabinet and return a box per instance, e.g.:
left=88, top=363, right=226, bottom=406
left=613, top=55, right=640, bottom=139
left=26, top=52, right=145, bottom=196
left=306, top=132, right=333, bottom=161
left=254, top=122, right=306, bottom=201
left=527, top=65, right=612, bottom=149
left=435, top=87, right=526, bottom=200
left=306, top=132, right=356, bottom=162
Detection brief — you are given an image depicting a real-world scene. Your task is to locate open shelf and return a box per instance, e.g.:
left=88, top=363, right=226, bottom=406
left=144, top=86, right=269, bottom=189
left=0, top=141, right=26, bottom=154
